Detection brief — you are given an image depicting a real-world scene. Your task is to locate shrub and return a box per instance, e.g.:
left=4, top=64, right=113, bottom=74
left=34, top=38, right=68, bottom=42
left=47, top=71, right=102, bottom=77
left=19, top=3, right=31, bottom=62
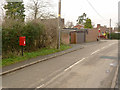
left=40, top=19, right=57, bottom=48
left=2, top=19, right=58, bottom=59
left=2, top=19, right=45, bottom=58
left=110, top=33, right=120, bottom=40
left=2, top=18, right=24, bottom=58
left=22, top=20, right=45, bottom=51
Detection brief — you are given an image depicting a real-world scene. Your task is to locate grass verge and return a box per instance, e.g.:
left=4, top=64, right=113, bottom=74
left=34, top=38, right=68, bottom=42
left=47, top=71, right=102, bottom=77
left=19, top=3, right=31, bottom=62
left=2, top=45, right=71, bottom=67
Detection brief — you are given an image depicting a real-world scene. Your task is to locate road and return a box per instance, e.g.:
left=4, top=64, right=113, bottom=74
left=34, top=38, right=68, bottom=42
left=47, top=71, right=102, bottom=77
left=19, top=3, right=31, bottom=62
left=2, top=40, right=118, bottom=88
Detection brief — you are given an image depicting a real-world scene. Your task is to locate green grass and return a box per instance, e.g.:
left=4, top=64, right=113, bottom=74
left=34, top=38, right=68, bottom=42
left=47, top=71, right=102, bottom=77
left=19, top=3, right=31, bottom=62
left=2, top=45, right=71, bottom=67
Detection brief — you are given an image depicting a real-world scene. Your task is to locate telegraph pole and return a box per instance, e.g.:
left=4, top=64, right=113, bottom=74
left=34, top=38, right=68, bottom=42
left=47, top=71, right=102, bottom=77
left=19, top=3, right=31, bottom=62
left=57, top=0, right=61, bottom=49
left=109, top=18, right=111, bottom=39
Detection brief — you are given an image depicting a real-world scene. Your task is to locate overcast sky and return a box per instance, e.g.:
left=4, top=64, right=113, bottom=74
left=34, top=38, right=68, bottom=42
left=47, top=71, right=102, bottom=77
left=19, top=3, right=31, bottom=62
left=51, top=0, right=119, bottom=28
left=0, top=0, right=119, bottom=28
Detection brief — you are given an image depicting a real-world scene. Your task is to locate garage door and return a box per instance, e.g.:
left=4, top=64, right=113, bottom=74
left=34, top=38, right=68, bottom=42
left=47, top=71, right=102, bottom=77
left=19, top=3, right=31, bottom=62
left=76, top=32, right=85, bottom=43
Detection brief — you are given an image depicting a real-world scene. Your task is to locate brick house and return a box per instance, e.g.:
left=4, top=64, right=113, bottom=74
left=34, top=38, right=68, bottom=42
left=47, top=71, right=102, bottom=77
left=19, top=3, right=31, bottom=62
left=73, top=24, right=84, bottom=29
left=97, top=24, right=107, bottom=32
left=85, top=24, right=109, bottom=42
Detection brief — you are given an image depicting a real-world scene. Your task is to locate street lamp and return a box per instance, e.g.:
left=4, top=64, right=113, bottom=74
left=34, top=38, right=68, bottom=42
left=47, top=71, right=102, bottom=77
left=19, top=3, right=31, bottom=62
left=57, top=0, right=61, bottom=49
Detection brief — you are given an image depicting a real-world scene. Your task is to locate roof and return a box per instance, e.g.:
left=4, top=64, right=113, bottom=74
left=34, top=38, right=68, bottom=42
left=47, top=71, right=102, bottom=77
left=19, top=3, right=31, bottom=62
left=73, top=24, right=84, bottom=29
left=61, top=28, right=88, bottom=33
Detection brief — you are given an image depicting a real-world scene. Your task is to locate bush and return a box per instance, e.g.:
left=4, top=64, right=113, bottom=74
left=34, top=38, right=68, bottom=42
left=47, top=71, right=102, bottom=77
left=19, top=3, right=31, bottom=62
left=2, top=18, right=58, bottom=59
left=110, top=33, right=120, bottom=40
left=22, top=20, right=45, bottom=51
left=2, top=19, right=24, bottom=58
left=40, top=19, right=57, bottom=48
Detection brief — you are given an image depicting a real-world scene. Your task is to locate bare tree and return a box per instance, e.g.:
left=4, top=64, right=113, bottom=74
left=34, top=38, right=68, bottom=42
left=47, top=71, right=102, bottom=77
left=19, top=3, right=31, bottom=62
left=25, top=0, right=56, bottom=20
left=65, top=21, right=74, bottom=28
left=0, top=1, right=6, bottom=26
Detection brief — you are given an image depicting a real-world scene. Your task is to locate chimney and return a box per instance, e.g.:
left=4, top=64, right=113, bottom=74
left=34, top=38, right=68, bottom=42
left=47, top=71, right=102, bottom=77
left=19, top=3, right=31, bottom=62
left=97, top=24, right=101, bottom=29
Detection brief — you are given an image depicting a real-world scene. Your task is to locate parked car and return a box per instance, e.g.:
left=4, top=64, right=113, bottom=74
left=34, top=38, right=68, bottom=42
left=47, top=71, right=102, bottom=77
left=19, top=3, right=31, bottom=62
left=98, top=35, right=106, bottom=39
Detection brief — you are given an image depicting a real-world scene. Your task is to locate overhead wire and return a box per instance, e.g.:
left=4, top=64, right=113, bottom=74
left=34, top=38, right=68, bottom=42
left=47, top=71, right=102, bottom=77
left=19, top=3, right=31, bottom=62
left=86, top=0, right=117, bottom=26
left=86, top=0, right=107, bottom=21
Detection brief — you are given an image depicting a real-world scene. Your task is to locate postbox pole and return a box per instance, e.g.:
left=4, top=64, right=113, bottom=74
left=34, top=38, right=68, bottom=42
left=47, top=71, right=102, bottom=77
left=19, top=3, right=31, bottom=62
left=22, top=46, right=23, bottom=56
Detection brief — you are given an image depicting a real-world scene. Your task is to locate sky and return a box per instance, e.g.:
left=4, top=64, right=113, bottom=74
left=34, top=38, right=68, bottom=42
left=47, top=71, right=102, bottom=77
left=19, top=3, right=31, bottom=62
left=51, top=0, right=119, bottom=28
left=118, top=1, right=120, bottom=23
left=0, top=0, right=119, bottom=28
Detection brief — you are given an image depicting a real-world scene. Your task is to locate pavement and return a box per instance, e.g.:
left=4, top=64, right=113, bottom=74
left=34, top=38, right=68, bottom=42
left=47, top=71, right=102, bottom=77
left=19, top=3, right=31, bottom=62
left=2, top=43, right=84, bottom=73
left=2, top=41, right=106, bottom=74
left=2, top=40, right=118, bottom=88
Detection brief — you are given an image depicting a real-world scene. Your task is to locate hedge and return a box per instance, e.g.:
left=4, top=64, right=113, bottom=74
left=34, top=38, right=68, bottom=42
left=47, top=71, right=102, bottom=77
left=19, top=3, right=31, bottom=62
left=110, top=33, right=120, bottom=40
left=2, top=19, right=57, bottom=59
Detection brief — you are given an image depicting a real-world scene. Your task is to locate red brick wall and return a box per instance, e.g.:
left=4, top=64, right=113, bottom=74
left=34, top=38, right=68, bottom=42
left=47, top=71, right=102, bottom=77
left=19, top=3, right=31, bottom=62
left=86, top=28, right=98, bottom=42
left=61, top=33, right=70, bottom=45
left=86, top=27, right=107, bottom=42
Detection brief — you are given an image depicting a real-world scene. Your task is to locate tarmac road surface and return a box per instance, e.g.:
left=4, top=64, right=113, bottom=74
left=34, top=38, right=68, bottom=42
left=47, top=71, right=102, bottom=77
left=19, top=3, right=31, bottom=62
left=2, top=40, right=118, bottom=88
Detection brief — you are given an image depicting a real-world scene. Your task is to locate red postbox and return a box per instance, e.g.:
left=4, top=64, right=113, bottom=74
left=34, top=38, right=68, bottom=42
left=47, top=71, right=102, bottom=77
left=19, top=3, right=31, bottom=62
left=19, top=36, right=26, bottom=46
left=98, top=28, right=101, bottom=33
left=98, top=30, right=101, bottom=33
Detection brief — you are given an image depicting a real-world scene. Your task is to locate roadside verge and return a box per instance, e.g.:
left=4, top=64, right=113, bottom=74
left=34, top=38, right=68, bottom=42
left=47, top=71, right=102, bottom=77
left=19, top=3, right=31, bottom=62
left=1, top=45, right=83, bottom=76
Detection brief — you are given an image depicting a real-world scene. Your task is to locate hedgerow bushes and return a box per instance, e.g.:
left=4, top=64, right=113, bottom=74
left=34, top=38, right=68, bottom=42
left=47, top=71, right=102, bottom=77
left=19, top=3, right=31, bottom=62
left=110, top=33, right=120, bottom=40
left=2, top=19, right=24, bottom=58
left=2, top=19, right=57, bottom=59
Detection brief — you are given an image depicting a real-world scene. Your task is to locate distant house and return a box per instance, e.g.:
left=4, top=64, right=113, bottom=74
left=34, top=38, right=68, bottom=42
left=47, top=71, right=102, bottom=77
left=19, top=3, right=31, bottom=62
left=73, top=24, right=84, bottom=29
left=85, top=24, right=109, bottom=42
left=97, top=24, right=108, bottom=32
left=61, top=24, right=113, bottom=44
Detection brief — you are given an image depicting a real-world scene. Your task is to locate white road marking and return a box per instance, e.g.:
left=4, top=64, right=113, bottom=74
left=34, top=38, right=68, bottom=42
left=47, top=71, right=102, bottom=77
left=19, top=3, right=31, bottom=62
left=36, top=42, right=117, bottom=88
left=64, top=58, right=86, bottom=72
left=91, top=49, right=100, bottom=55
left=36, top=71, right=65, bottom=88
left=36, top=58, right=86, bottom=88
left=91, top=42, right=116, bottom=55
left=36, top=84, right=45, bottom=88
left=101, top=47, right=106, bottom=49
left=109, top=43, right=116, bottom=46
